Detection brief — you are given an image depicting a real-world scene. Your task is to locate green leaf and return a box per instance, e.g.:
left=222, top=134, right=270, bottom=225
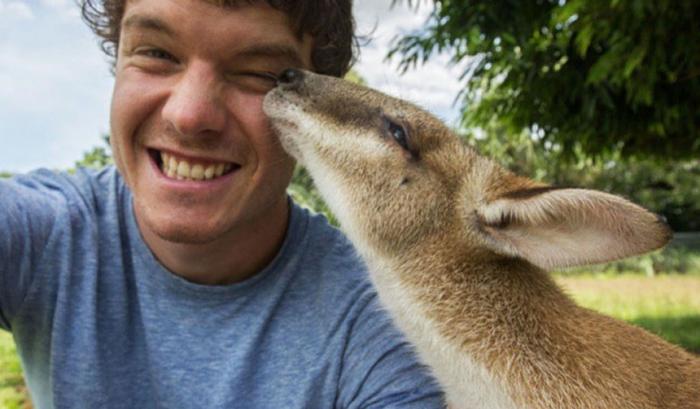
left=623, top=45, right=647, bottom=78
left=575, top=24, right=595, bottom=57
left=586, top=52, right=618, bottom=84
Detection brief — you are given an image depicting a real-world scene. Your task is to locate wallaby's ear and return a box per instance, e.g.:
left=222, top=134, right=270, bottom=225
left=476, top=187, right=673, bottom=270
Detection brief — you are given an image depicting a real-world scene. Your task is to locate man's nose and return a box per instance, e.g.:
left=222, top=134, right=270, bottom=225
left=161, top=63, right=226, bottom=137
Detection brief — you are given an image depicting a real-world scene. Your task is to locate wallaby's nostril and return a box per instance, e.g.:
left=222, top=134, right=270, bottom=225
left=278, top=68, right=304, bottom=87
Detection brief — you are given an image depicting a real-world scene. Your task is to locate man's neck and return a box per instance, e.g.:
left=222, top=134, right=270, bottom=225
left=137, top=199, right=291, bottom=286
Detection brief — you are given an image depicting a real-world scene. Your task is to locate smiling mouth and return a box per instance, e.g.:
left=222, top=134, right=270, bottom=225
left=149, top=149, right=240, bottom=181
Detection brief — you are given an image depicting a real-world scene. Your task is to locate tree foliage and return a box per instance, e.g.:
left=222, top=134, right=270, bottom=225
left=390, top=0, right=700, bottom=160
left=74, top=135, right=113, bottom=170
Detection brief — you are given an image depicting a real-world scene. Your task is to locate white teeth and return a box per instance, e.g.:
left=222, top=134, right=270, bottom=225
left=204, top=165, right=215, bottom=180
left=177, top=161, right=190, bottom=178
left=191, top=164, right=204, bottom=181
left=168, top=156, right=177, bottom=175
left=159, top=151, right=233, bottom=181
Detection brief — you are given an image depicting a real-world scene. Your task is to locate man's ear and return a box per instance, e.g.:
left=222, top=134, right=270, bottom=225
left=475, top=186, right=673, bottom=270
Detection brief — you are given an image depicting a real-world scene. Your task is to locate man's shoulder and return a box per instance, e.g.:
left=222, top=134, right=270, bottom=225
left=5, top=165, right=123, bottom=199
left=287, top=203, right=373, bottom=301
left=0, top=165, right=128, bottom=231
left=293, top=204, right=365, bottom=272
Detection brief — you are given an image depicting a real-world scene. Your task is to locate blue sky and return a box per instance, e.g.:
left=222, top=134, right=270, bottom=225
left=0, top=0, right=464, bottom=173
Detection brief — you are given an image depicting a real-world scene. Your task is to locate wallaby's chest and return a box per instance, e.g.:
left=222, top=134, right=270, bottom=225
left=369, top=264, right=522, bottom=409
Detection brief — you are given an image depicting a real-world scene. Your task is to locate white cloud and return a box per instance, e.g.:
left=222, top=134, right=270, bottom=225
left=40, top=0, right=68, bottom=7
left=0, top=1, right=112, bottom=173
left=0, top=0, right=35, bottom=19
left=40, top=0, right=79, bottom=18
left=353, top=0, right=467, bottom=124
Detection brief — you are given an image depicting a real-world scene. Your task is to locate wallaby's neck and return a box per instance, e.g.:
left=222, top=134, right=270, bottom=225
left=365, top=238, right=573, bottom=335
left=361, top=237, right=577, bottom=391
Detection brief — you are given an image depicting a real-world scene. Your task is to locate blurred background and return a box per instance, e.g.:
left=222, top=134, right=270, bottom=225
left=1, top=0, right=699, bottom=407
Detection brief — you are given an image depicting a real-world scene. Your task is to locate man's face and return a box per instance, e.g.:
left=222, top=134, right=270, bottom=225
left=111, top=0, right=312, bottom=245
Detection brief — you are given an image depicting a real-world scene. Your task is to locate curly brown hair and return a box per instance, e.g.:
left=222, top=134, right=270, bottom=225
left=80, top=0, right=358, bottom=77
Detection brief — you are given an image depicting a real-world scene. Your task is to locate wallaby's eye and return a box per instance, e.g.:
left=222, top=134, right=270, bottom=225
left=382, top=116, right=418, bottom=160
left=387, top=119, right=409, bottom=150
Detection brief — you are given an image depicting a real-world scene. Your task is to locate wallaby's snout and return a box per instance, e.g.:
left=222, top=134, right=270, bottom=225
left=277, top=68, right=305, bottom=91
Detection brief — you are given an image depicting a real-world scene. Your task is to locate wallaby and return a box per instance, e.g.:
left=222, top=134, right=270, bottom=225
left=263, top=69, right=700, bottom=409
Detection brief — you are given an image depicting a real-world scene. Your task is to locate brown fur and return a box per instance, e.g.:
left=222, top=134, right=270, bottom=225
left=263, top=69, right=699, bottom=409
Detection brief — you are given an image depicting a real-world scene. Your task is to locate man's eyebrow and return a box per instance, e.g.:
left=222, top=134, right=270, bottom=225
left=235, top=43, right=306, bottom=69
left=122, top=14, right=175, bottom=37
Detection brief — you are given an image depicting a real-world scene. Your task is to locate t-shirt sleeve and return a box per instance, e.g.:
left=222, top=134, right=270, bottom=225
left=0, top=172, right=69, bottom=331
left=337, top=288, right=446, bottom=409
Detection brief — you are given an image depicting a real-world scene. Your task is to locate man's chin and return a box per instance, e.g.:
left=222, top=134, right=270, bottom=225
left=135, top=206, right=229, bottom=246
left=147, top=222, right=228, bottom=245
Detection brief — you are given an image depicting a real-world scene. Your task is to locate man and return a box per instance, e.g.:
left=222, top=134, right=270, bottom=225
left=0, top=0, right=445, bottom=408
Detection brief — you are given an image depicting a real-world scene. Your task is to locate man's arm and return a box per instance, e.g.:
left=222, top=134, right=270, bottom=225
left=0, top=171, right=65, bottom=331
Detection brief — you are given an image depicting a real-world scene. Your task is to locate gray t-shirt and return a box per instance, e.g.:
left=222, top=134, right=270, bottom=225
left=0, top=167, right=444, bottom=409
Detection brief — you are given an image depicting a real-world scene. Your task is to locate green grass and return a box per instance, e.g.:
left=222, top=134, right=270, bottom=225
left=556, top=274, right=700, bottom=353
left=0, top=275, right=697, bottom=408
left=557, top=247, right=700, bottom=276
left=0, top=331, right=29, bottom=409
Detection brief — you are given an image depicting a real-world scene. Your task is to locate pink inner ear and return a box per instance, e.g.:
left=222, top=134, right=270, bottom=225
left=478, top=189, right=672, bottom=270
